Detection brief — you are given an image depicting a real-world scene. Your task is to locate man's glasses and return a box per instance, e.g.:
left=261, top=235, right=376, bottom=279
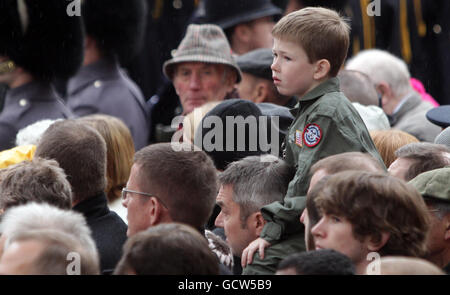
left=121, top=188, right=168, bottom=209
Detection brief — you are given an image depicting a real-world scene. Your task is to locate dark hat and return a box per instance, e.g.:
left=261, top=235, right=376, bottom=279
left=237, top=48, right=274, bottom=81
left=426, top=105, right=450, bottom=128
left=199, top=0, right=282, bottom=29
left=163, top=24, right=242, bottom=83
left=82, top=0, right=147, bottom=65
left=0, top=0, right=84, bottom=80
left=409, top=167, right=450, bottom=203
left=194, top=99, right=267, bottom=170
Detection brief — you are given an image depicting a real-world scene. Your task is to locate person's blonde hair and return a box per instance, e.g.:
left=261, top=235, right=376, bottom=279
left=78, top=115, right=135, bottom=203
left=370, top=130, right=419, bottom=167
left=272, top=7, right=350, bottom=77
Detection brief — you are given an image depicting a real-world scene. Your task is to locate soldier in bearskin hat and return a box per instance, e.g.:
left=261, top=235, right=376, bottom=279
left=66, top=0, right=150, bottom=150
left=0, top=0, right=83, bottom=151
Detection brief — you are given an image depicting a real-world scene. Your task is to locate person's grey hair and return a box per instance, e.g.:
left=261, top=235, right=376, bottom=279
left=15, top=119, right=62, bottom=146
left=0, top=203, right=98, bottom=262
left=395, top=142, right=450, bottom=181
left=218, top=154, right=294, bottom=225
left=338, top=69, right=379, bottom=106
left=3, top=229, right=99, bottom=275
left=434, top=127, right=450, bottom=149
left=346, top=49, right=412, bottom=98
left=0, top=157, right=72, bottom=211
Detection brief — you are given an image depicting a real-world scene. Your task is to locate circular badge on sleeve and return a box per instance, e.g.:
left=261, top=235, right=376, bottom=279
left=303, top=124, right=322, bottom=147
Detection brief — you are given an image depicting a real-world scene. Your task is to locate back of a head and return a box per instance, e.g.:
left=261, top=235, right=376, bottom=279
left=2, top=229, right=99, bottom=275
left=0, top=157, right=72, bottom=211
left=346, top=49, right=411, bottom=97
left=134, top=143, right=217, bottom=231
left=0, top=203, right=98, bottom=262
left=370, top=130, right=419, bottom=167
left=338, top=70, right=379, bottom=106
left=310, top=152, right=386, bottom=176
left=379, top=256, right=444, bottom=275
left=34, top=120, right=107, bottom=204
left=77, top=115, right=135, bottom=203
left=114, top=223, right=219, bottom=275
left=277, top=249, right=355, bottom=275
left=272, top=7, right=350, bottom=77
left=219, top=154, right=294, bottom=221
left=395, top=142, right=450, bottom=181
left=314, top=171, right=429, bottom=258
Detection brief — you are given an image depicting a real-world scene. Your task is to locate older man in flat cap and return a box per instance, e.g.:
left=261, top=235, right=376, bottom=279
left=409, top=167, right=450, bottom=274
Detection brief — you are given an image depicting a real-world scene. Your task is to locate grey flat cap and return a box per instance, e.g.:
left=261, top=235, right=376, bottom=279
left=236, top=48, right=274, bottom=81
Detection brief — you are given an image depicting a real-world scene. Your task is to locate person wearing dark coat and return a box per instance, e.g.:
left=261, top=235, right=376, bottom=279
left=0, top=0, right=82, bottom=150
left=35, top=120, right=128, bottom=275
left=67, top=0, right=150, bottom=150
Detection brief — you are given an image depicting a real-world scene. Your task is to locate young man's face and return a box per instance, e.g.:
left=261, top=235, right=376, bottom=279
left=122, top=164, right=153, bottom=237
left=271, top=38, right=317, bottom=97
left=173, top=62, right=235, bottom=115
left=215, top=184, right=258, bottom=257
left=311, top=213, right=370, bottom=266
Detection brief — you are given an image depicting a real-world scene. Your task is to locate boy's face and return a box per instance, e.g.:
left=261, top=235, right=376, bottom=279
left=311, top=213, right=370, bottom=265
left=271, top=38, right=317, bottom=97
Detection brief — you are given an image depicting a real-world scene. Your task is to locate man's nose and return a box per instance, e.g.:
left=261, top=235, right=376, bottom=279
left=215, top=211, right=224, bottom=228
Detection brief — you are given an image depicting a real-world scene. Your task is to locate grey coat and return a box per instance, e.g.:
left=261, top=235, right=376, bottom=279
left=0, top=81, right=73, bottom=150
left=67, top=59, right=150, bottom=150
left=392, top=92, right=441, bottom=142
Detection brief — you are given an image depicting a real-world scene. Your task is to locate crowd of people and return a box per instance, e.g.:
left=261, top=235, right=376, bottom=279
left=0, top=0, right=449, bottom=275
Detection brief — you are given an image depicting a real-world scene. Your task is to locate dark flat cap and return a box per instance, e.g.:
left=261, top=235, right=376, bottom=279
left=426, top=105, right=450, bottom=128
left=236, top=48, right=274, bottom=81
left=409, top=167, right=450, bottom=203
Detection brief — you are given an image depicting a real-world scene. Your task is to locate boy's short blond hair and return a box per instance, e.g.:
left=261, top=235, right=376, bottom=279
left=272, top=7, right=350, bottom=77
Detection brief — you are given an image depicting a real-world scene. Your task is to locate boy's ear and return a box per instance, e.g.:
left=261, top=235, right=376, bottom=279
left=367, top=232, right=390, bottom=252
left=313, top=59, right=331, bottom=80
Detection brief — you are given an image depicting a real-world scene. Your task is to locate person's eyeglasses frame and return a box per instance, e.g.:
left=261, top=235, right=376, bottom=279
left=121, top=188, right=168, bottom=209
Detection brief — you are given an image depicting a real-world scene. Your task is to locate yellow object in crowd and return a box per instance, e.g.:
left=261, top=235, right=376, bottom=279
left=0, top=145, right=36, bottom=169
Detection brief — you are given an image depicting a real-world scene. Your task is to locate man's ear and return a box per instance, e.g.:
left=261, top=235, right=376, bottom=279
left=148, top=197, right=166, bottom=226
left=313, top=59, right=331, bottom=80
left=252, top=211, right=267, bottom=237
left=376, top=82, right=393, bottom=106
left=443, top=214, right=450, bottom=241
left=367, top=232, right=390, bottom=252
left=254, top=81, right=268, bottom=103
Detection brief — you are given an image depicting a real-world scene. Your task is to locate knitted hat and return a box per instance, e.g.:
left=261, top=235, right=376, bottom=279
left=163, top=24, right=242, bottom=83
left=435, top=127, right=450, bottom=149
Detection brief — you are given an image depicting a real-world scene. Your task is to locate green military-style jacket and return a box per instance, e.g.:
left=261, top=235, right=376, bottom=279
left=244, top=78, right=385, bottom=275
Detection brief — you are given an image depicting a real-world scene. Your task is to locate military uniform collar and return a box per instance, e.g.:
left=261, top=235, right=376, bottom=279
left=67, top=58, right=121, bottom=95
left=5, top=80, right=57, bottom=104
left=289, top=78, right=340, bottom=116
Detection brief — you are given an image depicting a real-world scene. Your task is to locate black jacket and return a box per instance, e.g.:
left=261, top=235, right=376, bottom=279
left=73, top=193, right=128, bottom=274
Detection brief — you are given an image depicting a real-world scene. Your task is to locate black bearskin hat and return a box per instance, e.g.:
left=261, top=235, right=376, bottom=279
left=82, top=0, right=147, bottom=65
left=0, top=0, right=84, bottom=80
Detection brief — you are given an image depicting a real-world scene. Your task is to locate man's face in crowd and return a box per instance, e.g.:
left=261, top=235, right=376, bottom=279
left=122, top=163, right=153, bottom=237
left=215, top=184, right=258, bottom=257
left=173, top=62, right=235, bottom=115
left=425, top=203, right=449, bottom=259
left=236, top=72, right=260, bottom=102
left=246, top=16, right=275, bottom=51
left=311, top=213, right=370, bottom=266
left=388, top=157, right=414, bottom=180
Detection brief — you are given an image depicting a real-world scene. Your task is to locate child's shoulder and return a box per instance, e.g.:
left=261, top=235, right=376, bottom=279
left=313, top=91, right=353, bottom=117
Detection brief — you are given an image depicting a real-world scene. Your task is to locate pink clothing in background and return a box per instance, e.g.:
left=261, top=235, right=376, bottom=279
left=411, top=78, right=440, bottom=107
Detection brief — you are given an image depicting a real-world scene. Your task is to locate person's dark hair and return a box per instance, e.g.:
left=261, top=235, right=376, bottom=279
left=395, top=142, right=450, bottom=181
left=310, top=152, right=385, bottom=176
left=314, top=171, right=430, bottom=258
left=34, top=120, right=107, bottom=204
left=133, top=143, right=217, bottom=231
left=277, top=249, right=355, bottom=275
left=0, top=157, right=72, bottom=210
left=218, top=155, right=294, bottom=225
left=114, top=223, right=219, bottom=275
